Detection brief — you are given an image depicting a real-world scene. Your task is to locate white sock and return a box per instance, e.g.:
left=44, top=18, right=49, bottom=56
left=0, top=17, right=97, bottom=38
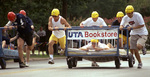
left=49, top=55, right=53, bottom=60
left=61, top=49, right=64, bottom=51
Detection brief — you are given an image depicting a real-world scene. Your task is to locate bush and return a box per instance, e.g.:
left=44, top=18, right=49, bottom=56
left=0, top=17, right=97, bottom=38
left=67, top=17, right=85, bottom=26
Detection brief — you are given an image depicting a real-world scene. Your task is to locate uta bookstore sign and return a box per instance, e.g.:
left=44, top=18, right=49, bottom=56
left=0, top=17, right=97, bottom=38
left=67, top=29, right=118, bottom=40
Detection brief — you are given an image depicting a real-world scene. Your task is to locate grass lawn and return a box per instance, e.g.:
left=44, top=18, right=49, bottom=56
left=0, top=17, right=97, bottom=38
left=23, top=50, right=65, bottom=59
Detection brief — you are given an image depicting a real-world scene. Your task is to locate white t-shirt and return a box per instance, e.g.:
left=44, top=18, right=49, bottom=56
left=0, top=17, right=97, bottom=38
left=81, top=42, right=109, bottom=49
left=120, top=12, right=148, bottom=35
left=82, top=17, right=107, bottom=26
left=52, top=16, right=65, bottom=38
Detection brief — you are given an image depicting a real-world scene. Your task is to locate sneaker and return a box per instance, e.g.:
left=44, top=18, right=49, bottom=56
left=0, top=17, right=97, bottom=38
left=25, top=62, right=29, bottom=67
left=91, top=62, right=99, bottom=67
left=137, top=63, right=142, bottom=69
left=142, top=47, right=147, bottom=55
left=19, top=62, right=26, bottom=68
left=48, top=59, right=54, bottom=64
left=59, top=49, right=64, bottom=56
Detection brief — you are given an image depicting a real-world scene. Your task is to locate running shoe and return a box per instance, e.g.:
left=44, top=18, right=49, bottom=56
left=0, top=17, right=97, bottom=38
left=48, top=59, right=54, bottom=64
left=25, top=62, right=29, bottom=67
left=142, top=47, right=147, bottom=55
left=137, top=63, right=142, bottom=69
left=19, top=62, right=26, bottom=68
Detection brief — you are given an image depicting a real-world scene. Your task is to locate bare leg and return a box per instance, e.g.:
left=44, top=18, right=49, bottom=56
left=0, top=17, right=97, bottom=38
left=26, top=46, right=30, bottom=63
left=26, top=37, right=36, bottom=63
left=137, top=44, right=143, bottom=50
left=31, top=37, right=36, bottom=55
left=17, top=38, right=25, bottom=63
left=32, top=47, right=35, bottom=55
left=134, top=49, right=142, bottom=63
left=48, top=40, right=55, bottom=64
left=119, top=38, right=123, bottom=48
left=130, top=49, right=134, bottom=55
left=2, top=41, right=6, bottom=48
left=48, top=40, right=55, bottom=55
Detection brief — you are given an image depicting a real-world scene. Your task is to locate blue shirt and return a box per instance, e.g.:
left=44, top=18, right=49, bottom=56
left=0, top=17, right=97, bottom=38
left=26, top=16, right=33, bottom=26
left=12, top=13, right=32, bottom=35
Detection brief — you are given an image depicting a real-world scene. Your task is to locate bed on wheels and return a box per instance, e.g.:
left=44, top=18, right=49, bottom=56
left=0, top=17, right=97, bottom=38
left=65, top=26, right=135, bottom=69
left=0, top=27, right=20, bottom=69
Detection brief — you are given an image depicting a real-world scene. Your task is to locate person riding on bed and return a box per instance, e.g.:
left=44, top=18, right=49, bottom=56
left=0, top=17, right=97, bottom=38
left=79, top=39, right=113, bottom=67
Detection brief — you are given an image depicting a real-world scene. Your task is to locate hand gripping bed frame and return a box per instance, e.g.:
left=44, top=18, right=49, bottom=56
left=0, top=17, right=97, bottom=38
left=64, top=26, right=134, bottom=69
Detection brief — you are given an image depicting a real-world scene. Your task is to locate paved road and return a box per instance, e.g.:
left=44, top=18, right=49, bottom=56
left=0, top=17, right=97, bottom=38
left=0, top=54, right=150, bottom=77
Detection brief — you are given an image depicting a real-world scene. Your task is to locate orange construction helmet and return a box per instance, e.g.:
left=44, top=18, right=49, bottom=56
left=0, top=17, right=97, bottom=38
left=19, top=10, right=26, bottom=16
left=7, top=12, right=16, bottom=21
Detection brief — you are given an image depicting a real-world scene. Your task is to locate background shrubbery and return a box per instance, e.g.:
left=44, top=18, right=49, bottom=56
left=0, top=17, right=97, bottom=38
left=1, top=0, right=150, bottom=48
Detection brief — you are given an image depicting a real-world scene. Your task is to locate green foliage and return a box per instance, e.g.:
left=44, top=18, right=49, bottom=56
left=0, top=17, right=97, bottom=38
left=0, top=0, right=150, bottom=30
left=67, top=17, right=85, bottom=26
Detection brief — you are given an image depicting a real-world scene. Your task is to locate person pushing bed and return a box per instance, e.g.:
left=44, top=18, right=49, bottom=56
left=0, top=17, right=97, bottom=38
left=79, top=39, right=113, bottom=67
left=48, top=8, right=71, bottom=64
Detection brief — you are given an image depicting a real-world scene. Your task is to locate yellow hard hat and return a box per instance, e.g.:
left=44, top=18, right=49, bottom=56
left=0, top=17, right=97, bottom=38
left=91, top=39, right=98, bottom=43
left=91, top=11, right=99, bottom=18
left=51, top=8, right=60, bottom=16
left=116, top=11, right=124, bottom=18
left=125, top=5, right=134, bottom=13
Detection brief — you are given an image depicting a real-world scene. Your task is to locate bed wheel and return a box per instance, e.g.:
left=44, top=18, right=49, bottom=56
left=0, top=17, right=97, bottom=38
left=72, top=58, right=77, bottom=67
left=66, top=57, right=73, bottom=69
left=66, top=57, right=78, bottom=69
left=128, top=55, right=134, bottom=67
left=115, top=57, right=120, bottom=68
left=0, top=58, right=6, bottom=69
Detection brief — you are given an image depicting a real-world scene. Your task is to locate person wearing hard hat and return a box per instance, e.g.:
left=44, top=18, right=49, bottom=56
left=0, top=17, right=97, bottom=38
left=48, top=8, right=71, bottom=64
left=80, top=11, right=107, bottom=28
left=5, top=11, right=34, bottom=68
left=79, top=39, right=113, bottom=67
left=19, top=10, right=34, bottom=29
left=120, top=5, right=148, bottom=68
left=19, top=10, right=39, bottom=67
left=112, top=11, right=124, bottom=25
left=112, top=11, right=130, bottom=48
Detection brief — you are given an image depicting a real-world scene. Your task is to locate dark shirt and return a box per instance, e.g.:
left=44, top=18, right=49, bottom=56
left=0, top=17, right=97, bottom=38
left=26, top=16, right=33, bottom=26
left=2, top=35, right=10, bottom=44
left=112, top=19, right=130, bottom=37
left=12, top=13, right=32, bottom=35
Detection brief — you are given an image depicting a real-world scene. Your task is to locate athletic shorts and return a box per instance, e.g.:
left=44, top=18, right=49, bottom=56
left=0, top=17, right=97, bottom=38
left=49, top=34, right=66, bottom=49
left=19, top=32, right=33, bottom=46
left=130, top=35, right=147, bottom=49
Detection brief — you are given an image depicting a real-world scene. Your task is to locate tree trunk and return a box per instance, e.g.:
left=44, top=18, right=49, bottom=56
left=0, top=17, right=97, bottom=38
left=62, top=0, right=67, bottom=19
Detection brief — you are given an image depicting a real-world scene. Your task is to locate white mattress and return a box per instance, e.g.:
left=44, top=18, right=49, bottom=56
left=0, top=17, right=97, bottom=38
left=68, top=48, right=127, bottom=56
left=67, top=48, right=127, bottom=62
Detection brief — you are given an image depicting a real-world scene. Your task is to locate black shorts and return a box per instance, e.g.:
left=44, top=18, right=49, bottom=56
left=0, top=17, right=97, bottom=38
left=19, top=32, right=33, bottom=46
